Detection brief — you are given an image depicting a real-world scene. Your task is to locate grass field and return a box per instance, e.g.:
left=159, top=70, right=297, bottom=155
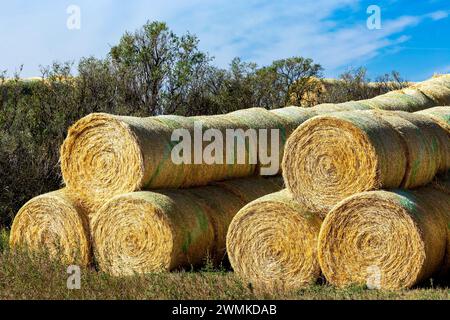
left=0, top=229, right=448, bottom=300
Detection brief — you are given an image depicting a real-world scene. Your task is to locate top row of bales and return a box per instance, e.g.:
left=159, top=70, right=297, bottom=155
left=60, top=75, right=450, bottom=212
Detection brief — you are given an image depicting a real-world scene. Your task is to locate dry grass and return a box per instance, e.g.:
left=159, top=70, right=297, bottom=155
left=0, top=231, right=448, bottom=300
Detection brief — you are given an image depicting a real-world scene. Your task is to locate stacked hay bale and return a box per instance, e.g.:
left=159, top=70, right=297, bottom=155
left=282, top=107, right=450, bottom=215
left=91, top=177, right=282, bottom=276
left=318, top=183, right=450, bottom=289
left=226, top=190, right=322, bottom=290
left=9, top=189, right=91, bottom=266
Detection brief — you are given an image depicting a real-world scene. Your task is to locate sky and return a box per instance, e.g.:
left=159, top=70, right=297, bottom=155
left=0, top=0, right=449, bottom=81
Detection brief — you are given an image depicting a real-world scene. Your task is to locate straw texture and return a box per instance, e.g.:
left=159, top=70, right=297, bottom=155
left=61, top=108, right=295, bottom=207
left=9, top=189, right=91, bottom=266
left=91, top=177, right=282, bottom=276
left=318, top=187, right=449, bottom=290
left=226, top=189, right=323, bottom=290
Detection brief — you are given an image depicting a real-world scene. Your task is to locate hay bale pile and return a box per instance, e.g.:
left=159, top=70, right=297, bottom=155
left=8, top=73, right=450, bottom=290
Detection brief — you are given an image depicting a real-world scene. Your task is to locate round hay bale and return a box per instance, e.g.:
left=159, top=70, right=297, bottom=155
left=9, top=189, right=91, bottom=266
left=282, top=111, right=407, bottom=214
left=318, top=188, right=448, bottom=290
left=416, top=106, right=450, bottom=133
left=91, top=177, right=284, bottom=276
left=368, top=89, right=433, bottom=112
left=61, top=108, right=298, bottom=206
left=415, top=78, right=450, bottom=105
left=372, top=111, right=443, bottom=188
left=227, top=190, right=323, bottom=290
left=91, top=190, right=215, bottom=276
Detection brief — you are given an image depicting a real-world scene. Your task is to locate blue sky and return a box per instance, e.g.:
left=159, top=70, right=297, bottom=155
left=0, top=0, right=449, bottom=80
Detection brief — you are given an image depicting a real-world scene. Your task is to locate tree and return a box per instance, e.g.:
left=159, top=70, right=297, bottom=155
left=110, top=21, right=210, bottom=115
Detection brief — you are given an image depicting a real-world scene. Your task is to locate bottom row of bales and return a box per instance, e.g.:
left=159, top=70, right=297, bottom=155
left=227, top=175, right=450, bottom=290
left=10, top=177, right=283, bottom=274
left=10, top=174, right=449, bottom=290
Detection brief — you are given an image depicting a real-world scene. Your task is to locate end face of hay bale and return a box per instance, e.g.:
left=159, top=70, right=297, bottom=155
left=318, top=190, right=447, bottom=290
left=91, top=191, right=215, bottom=276
left=9, top=189, right=91, bottom=266
left=227, top=190, right=323, bottom=290
left=282, top=112, right=406, bottom=214
left=61, top=113, right=147, bottom=205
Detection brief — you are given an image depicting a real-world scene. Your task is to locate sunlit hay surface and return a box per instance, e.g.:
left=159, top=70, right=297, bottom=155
left=61, top=107, right=305, bottom=207
left=227, top=189, right=323, bottom=290
left=91, top=177, right=283, bottom=276
left=9, top=189, right=91, bottom=266
left=282, top=111, right=406, bottom=215
left=318, top=188, right=449, bottom=290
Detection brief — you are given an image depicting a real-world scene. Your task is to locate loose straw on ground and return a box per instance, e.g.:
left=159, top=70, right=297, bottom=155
left=9, top=189, right=91, bottom=266
left=318, top=186, right=449, bottom=290
left=226, top=189, right=323, bottom=290
left=91, top=177, right=282, bottom=276
left=282, top=110, right=449, bottom=214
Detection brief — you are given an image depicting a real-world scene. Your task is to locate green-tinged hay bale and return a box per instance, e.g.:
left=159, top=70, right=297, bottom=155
left=9, top=189, right=91, bottom=266
left=368, top=89, right=433, bottom=112
left=91, top=177, right=284, bottom=276
left=311, top=102, right=373, bottom=113
left=61, top=108, right=296, bottom=206
left=282, top=111, right=407, bottom=215
left=372, top=111, right=445, bottom=187
left=416, top=106, right=450, bottom=133
left=392, top=111, right=450, bottom=173
left=318, top=188, right=449, bottom=290
left=414, top=75, right=450, bottom=105
left=227, top=190, right=323, bottom=290
left=226, top=108, right=288, bottom=175
left=270, top=106, right=314, bottom=135
left=213, top=177, right=283, bottom=203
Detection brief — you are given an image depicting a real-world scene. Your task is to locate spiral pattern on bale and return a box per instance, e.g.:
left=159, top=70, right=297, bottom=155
left=227, top=190, right=323, bottom=290
left=61, top=108, right=297, bottom=207
left=9, top=189, right=91, bottom=266
left=318, top=188, right=449, bottom=290
left=282, top=111, right=407, bottom=215
left=91, top=177, right=282, bottom=276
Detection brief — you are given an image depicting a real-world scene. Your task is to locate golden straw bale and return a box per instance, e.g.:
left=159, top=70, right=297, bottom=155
left=91, top=177, right=283, bottom=276
left=318, top=187, right=449, bottom=290
left=61, top=108, right=296, bottom=206
left=282, top=111, right=407, bottom=215
left=9, top=189, right=91, bottom=266
left=226, top=189, right=323, bottom=290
